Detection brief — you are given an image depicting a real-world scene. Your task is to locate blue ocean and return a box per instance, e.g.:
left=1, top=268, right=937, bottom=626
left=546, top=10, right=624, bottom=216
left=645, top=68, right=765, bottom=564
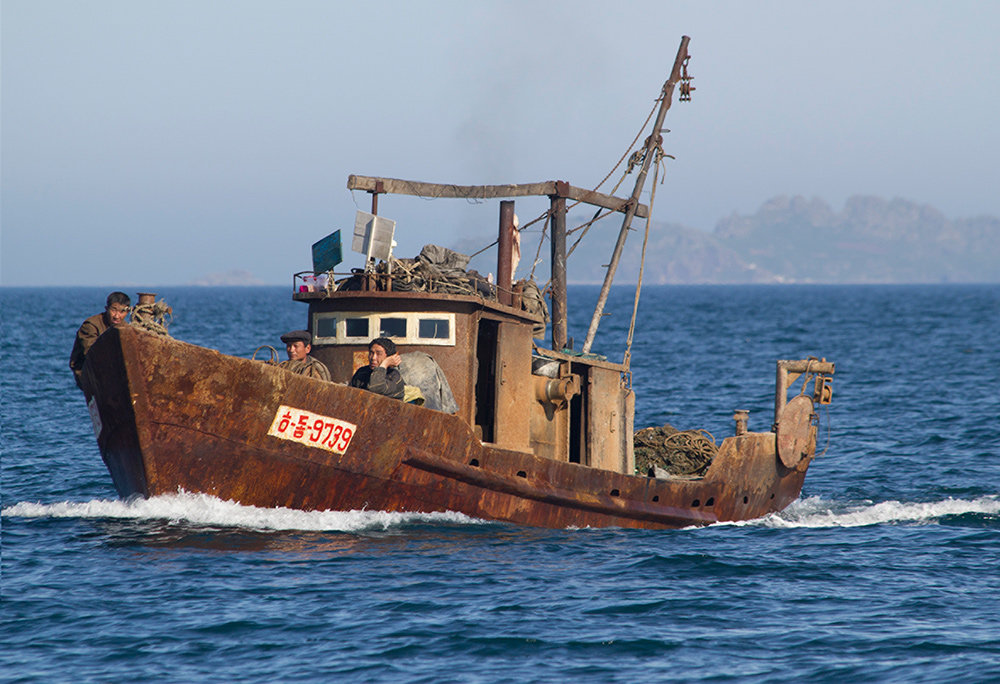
left=2, top=284, right=999, bottom=682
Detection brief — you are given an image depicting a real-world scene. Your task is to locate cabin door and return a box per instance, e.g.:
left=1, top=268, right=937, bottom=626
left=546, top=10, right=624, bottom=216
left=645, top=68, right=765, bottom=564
left=475, top=318, right=533, bottom=450
left=474, top=319, right=498, bottom=442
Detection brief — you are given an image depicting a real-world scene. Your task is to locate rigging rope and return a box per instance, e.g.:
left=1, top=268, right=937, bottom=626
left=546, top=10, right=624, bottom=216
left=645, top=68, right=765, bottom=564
left=528, top=211, right=550, bottom=281
left=622, top=139, right=667, bottom=374
left=589, top=96, right=661, bottom=197
left=467, top=95, right=661, bottom=265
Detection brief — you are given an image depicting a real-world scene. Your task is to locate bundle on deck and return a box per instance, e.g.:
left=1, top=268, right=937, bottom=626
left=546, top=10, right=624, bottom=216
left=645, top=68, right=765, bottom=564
left=634, top=424, right=717, bottom=477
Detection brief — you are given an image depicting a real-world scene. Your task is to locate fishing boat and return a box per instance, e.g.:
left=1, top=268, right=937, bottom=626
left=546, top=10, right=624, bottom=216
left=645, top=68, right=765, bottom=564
left=81, top=36, right=835, bottom=529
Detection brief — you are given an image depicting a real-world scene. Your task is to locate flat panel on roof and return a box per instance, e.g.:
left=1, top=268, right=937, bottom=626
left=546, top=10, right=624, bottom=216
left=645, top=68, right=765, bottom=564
left=353, top=211, right=396, bottom=261
left=311, top=231, right=343, bottom=272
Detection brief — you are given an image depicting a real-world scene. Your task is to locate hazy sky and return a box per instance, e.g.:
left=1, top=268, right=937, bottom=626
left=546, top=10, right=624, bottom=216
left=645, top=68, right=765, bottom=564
left=3, top=1, right=998, bottom=286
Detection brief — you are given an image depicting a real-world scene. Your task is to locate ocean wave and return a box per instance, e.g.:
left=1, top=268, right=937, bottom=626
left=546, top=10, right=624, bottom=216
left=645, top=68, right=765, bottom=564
left=744, top=495, right=1000, bottom=528
left=1, top=492, right=483, bottom=532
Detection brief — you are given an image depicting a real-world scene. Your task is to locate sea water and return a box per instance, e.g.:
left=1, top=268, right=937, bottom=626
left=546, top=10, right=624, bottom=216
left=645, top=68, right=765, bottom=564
left=2, top=284, right=999, bottom=682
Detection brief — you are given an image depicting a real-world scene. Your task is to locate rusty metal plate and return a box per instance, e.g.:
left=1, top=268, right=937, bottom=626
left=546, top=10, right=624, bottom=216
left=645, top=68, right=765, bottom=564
left=89, top=325, right=823, bottom=529
left=776, top=395, right=814, bottom=468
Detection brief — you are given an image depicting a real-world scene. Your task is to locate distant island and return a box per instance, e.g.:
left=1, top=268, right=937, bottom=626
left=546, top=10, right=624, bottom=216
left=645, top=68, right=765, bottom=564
left=482, top=195, right=1000, bottom=285
left=186, top=196, right=999, bottom=287
left=187, top=269, right=267, bottom=286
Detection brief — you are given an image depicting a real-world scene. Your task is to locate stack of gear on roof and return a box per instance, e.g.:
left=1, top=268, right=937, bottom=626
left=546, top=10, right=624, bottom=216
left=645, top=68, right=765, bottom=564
left=330, top=244, right=549, bottom=338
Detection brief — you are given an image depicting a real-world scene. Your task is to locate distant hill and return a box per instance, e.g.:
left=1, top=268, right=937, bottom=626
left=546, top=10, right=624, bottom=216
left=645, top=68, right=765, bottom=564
left=551, top=195, right=1000, bottom=284
left=187, top=269, right=267, bottom=286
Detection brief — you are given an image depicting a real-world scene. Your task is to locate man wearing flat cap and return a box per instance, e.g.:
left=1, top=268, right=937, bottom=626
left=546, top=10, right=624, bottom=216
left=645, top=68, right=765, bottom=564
left=277, top=330, right=331, bottom=381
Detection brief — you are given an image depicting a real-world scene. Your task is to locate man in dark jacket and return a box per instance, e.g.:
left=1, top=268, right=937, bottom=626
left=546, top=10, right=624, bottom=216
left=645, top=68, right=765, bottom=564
left=69, top=291, right=131, bottom=390
left=350, top=337, right=404, bottom=400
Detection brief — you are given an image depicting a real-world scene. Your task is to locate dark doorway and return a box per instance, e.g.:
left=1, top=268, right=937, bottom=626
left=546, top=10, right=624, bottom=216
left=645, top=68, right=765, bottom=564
left=474, top=319, right=499, bottom=442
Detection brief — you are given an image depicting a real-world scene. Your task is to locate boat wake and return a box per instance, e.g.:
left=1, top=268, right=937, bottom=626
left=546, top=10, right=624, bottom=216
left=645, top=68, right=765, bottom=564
left=2, top=491, right=484, bottom=533
left=6, top=493, right=997, bottom=533
left=742, top=494, right=1000, bottom=529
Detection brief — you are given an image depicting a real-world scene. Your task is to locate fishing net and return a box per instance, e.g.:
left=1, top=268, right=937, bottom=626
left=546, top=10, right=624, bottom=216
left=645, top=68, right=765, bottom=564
left=634, top=424, right=717, bottom=477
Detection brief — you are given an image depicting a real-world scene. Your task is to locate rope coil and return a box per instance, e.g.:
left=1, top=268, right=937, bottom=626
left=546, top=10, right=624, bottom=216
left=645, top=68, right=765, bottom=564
left=130, top=300, right=172, bottom=337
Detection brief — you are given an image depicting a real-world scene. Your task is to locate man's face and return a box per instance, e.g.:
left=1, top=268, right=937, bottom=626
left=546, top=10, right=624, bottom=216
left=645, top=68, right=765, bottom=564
left=286, top=341, right=310, bottom=361
left=368, top=343, right=387, bottom=368
left=106, top=303, right=130, bottom=325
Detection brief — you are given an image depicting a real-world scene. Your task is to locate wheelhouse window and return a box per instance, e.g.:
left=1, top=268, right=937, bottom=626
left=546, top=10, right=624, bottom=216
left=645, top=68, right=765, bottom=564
left=315, top=316, right=338, bottom=339
left=418, top=318, right=450, bottom=339
left=379, top=317, right=407, bottom=338
left=344, top=317, right=370, bottom=338
left=312, top=312, right=456, bottom=346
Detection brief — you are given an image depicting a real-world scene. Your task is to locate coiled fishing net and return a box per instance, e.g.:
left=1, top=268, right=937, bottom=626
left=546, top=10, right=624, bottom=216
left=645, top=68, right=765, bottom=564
left=634, top=424, right=717, bottom=477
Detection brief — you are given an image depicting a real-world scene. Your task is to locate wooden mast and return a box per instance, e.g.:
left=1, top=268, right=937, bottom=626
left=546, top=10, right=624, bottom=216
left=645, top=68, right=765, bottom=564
left=550, top=182, right=568, bottom=351
left=581, top=35, right=691, bottom=354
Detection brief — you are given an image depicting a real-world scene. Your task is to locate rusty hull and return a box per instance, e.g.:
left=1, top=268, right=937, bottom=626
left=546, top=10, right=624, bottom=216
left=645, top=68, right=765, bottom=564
left=83, top=327, right=816, bottom=530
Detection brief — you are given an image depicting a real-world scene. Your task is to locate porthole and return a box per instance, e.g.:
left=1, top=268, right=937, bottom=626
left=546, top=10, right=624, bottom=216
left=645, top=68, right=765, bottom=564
left=705, top=497, right=714, bottom=507
left=691, top=499, right=701, bottom=507
left=652, top=495, right=660, bottom=502
left=516, top=470, right=527, bottom=478
left=610, top=489, right=620, bottom=497
left=469, top=459, right=480, bottom=467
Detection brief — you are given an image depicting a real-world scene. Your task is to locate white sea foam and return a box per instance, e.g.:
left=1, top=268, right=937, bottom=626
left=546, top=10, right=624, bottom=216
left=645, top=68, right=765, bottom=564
left=741, top=494, right=1000, bottom=529
left=1, top=492, right=483, bottom=532
left=6, top=492, right=997, bottom=533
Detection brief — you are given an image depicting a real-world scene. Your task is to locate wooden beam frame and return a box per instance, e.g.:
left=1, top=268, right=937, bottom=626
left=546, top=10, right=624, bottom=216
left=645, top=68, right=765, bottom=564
left=347, top=175, right=648, bottom=219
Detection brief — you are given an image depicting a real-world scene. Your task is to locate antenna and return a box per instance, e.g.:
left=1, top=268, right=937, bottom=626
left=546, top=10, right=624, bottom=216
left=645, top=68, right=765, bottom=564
left=352, top=211, right=397, bottom=272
